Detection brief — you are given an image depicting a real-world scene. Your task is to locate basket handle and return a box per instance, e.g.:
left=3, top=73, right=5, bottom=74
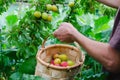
left=41, top=36, right=49, bottom=48
left=73, top=42, right=82, bottom=62
left=41, top=35, right=83, bottom=62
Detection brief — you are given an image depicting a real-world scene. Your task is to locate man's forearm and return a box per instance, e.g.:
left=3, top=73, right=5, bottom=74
left=96, top=0, right=120, bottom=8
left=73, top=31, right=120, bottom=72
left=73, top=31, right=111, bottom=64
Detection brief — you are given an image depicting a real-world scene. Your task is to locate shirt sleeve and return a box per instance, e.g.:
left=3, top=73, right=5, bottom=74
left=109, top=21, right=120, bottom=51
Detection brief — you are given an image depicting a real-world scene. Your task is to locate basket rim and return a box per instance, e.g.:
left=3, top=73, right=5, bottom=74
left=36, top=44, right=85, bottom=70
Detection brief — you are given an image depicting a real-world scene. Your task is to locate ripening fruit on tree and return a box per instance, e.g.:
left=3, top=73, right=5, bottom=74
left=46, top=4, right=52, bottom=11
left=52, top=5, right=58, bottom=12
left=47, top=15, right=52, bottom=21
left=11, top=66, right=15, bottom=71
left=34, top=11, right=41, bottom=18
left=42, top=12, right=48, bottom=20
left=69, top=2, right=75, bottom=7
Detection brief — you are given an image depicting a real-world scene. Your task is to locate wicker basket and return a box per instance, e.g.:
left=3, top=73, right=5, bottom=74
left=35, top=40, right=85, bottom=80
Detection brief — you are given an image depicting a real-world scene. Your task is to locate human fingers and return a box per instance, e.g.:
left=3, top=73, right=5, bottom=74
left=53, top=29, right=59, bottom=37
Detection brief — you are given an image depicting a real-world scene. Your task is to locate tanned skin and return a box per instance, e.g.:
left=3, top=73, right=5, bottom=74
left=96, top=0, right=120, bottom=8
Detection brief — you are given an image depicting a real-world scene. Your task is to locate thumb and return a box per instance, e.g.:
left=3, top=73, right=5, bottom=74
left=53, top=29, right=58, bottom=37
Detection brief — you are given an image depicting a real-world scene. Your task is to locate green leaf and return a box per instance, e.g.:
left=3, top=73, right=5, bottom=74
left=6, top=14, right=18, bottom=26
left=95, top=16, right=109, bottom=26
left=9, top=72, right=22, bottom=80
left=3, top=56, right=10, bottom=66
left=4, top=49, right=18, bottom=60
left=94, top=23, right=110, bottom=33
left=19, top=56, right=36, bottom=74
left=22, top=74, right=44, bottom=80
left=94, top=16, right=110, bottom=33
left=77, top=14, right=95, bottom=27
left=9, top=72, right=44, bottom=80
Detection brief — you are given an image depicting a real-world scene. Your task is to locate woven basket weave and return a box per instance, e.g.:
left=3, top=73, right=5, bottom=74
left=35, top=40, right=85, bottom=80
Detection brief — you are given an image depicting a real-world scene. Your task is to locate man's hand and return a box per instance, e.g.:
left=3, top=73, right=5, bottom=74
left=53, top=22, right=78, bottom=43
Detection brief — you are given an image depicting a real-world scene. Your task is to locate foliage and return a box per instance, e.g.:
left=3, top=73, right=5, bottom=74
left=0, top=0, right=115, bottom=80
left=0, top=0, right=15, bottom=15
left=80, top=0, right=117, bottom=17
left=9, top=72, right=44, bottom=80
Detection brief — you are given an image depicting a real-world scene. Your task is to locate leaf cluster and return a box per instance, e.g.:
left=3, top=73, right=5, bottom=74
left=0, top=0, right=15, bottom=15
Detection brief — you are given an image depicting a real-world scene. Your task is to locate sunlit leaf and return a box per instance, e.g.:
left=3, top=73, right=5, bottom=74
left=6, top=14, right=18, bottom=26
